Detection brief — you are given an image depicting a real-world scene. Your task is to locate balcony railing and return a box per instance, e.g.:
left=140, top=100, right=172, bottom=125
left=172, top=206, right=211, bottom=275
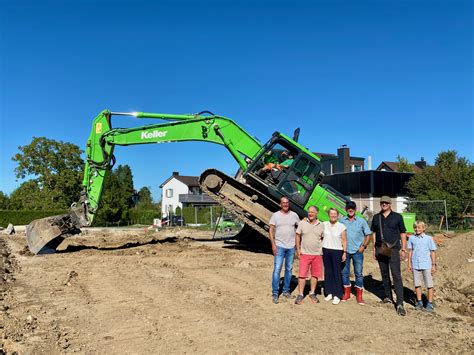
left=179, top=193, right=217, bottom=205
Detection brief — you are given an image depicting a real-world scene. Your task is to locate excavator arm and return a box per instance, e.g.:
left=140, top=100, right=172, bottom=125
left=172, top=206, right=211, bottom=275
left=81, top=110, right=262, bottom=223
left=26, top=109, right=263, bottom=254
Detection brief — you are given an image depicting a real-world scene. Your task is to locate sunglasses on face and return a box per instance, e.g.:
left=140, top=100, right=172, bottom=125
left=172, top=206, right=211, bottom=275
left=380, top=202, right=390, bottom=206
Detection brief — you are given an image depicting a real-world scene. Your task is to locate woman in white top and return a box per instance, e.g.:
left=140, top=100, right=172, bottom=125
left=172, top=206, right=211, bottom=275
left=322, top=208, right=347, bottom=305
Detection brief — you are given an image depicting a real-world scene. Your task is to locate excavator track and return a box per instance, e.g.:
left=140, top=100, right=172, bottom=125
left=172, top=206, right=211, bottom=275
left=200, top=169, right=280, bottom=239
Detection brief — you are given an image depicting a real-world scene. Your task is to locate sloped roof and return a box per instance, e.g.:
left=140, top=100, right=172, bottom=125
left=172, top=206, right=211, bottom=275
left=160, top=172, right=200, bottom=188
left=313, top=152, right=337, bottom=159
left=175, top=175, right=200, bottom=187
left=376, top=161, right=423, bottom=173
left=313, top=152, right=364, bottom=161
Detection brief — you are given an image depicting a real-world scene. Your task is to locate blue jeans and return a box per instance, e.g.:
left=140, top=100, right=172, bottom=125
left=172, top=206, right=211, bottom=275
left=272, top=246, right=295, bottom=296
left=342, top=251, right=364, bottom=289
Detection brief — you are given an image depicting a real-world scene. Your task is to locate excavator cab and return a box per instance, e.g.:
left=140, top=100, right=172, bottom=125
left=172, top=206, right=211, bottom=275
left=244, top=132, right=324, bottom=213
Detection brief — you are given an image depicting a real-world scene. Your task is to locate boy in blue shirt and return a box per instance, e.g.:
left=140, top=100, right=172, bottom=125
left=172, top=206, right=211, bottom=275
left=407, top=221, right=437, bottom=312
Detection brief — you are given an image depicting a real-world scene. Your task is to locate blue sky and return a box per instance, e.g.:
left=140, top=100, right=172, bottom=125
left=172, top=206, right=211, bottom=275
left=1, top=0, right=472, bottom=201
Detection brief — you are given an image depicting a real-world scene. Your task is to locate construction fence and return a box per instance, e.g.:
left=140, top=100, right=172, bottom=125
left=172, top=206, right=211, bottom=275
left=169, top=199, right=465, bottom=232
left=103, top=206, right=233, bottom=227
left=351, top=199, right=449, bottom=232
left=403, top=200, right=449, bottom=232
left=173, top=206, right=239, bottom=227
left=82, top=199, right=474, bottom=231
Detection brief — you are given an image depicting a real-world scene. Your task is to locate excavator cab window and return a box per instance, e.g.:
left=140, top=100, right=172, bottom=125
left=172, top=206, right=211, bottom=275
left=252, top=143, right=298, bottom=183
left=278, top=155, right=321, bottom=205
left=245, top=135, right=322, bottom=207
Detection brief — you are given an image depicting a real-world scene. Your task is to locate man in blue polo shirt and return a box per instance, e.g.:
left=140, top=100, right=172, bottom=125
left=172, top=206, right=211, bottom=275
left=339, top=201, right=372, bottom=305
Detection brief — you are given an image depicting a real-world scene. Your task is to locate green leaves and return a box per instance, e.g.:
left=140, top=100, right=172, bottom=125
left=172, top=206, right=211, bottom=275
left=0, top=191, right=10, bottom=209
left=407, top=150, right=473, bottom=228
left=396, top=155, right=413, bottom=172
left=11, top=137, right=84, bottom=210
left=8, top=138, right=158, bottom=225
left=135, top=187, right=154, bottom=209
left=93, top=165, right=135, bottom=225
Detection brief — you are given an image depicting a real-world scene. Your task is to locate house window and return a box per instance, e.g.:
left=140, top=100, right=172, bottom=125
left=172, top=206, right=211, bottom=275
left=354, top=165, right=362, bottom=171
left=166, top=189, right=173, bottom=198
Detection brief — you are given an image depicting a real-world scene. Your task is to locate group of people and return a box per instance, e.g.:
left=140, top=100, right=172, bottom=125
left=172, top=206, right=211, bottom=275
left=268, top=196, right=437, bottom=316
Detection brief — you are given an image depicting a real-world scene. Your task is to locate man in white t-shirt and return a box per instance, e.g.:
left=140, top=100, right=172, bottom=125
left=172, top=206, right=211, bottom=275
left=269, top=196, right=300, bottom=304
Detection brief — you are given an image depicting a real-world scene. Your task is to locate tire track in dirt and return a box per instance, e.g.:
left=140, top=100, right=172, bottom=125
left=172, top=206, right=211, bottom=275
left=151, top=245, right=372, bottom=352
left=37, top=248, right=248, bottom=352
left=176, top=245, right=471, bottom=353
left=2, top=230, right=473, bottom=353
left=57, top=254, right=165, bottom=352
left=111, top=252, right=265, bottom=352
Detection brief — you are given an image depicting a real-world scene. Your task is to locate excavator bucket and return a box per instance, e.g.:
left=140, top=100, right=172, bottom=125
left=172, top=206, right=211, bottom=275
left=26, top=206, right=86, bottom=254
left=26, top=216, right=65, bottom=254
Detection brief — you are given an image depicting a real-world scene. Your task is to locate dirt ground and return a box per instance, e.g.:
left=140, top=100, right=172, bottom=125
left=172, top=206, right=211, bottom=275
left=1, top=227, right=473, bottom=353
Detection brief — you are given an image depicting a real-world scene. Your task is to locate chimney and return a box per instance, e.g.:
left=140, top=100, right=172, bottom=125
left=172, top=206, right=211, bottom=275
left=368, top=155, right=372, bottom=170
left=172, top=171, right=179, bottom=176
left=337, top=145, right=350, bottom=173
left=415, top=157, right=427, bottom=169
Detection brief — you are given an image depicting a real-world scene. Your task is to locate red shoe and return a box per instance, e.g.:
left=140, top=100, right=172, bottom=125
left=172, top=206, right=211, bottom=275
left=341, top=286, right=351, bottom=302
left=355, top=287, right=365, bottom=305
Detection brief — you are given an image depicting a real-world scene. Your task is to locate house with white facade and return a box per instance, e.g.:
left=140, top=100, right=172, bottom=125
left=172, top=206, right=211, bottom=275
left=159, top=171, right=216, bottom=217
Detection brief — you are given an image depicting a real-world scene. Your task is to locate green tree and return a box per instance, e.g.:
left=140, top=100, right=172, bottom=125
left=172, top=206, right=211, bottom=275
left=12, top=137, right=84, bottom=209
left=128, top=187, right=159, bottom=225
left=135, top=187, right=154, bottom=208
left=396, top=155, right=413, bottom=172
left=94, top=165, right=135, bottom=225
left=115, top=165, right=135, bottom=218
left=0, top=191, right=10, bottom=209
left=407, top=150, right=473, bottom=228
left=9, top=181, right=42, bottom=209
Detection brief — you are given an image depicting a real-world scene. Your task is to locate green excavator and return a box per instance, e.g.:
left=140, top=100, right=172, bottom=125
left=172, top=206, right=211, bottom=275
left=26, top=109, right=366, bottom=254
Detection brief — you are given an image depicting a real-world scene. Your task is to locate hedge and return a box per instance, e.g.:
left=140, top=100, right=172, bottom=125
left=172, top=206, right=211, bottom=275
left=180, top=206, right=224, bottom=225
left=0, top=210, right=67, bottom=227
left=0, top=206, right=227, bottom=228
left=0, top=209, right=163, bottom=228
left=124, top=209, right=161, bottom=226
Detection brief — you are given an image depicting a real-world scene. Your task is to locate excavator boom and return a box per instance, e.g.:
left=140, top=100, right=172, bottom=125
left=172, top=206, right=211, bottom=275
left=26, top=110, right=264, bottom=253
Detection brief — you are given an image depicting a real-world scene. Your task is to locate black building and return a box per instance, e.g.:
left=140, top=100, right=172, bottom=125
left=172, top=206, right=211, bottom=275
left=322, top=170, right=414, bottom=213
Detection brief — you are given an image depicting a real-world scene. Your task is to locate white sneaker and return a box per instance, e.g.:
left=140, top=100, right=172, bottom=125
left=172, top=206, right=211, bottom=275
left=332, top=296, right=341, bottom=305
left=324, top=294, right=333, bottom=301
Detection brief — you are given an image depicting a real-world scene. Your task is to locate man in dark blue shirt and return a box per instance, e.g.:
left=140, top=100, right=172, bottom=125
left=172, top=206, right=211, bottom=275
left=371, top=196, right=407, bottom=316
